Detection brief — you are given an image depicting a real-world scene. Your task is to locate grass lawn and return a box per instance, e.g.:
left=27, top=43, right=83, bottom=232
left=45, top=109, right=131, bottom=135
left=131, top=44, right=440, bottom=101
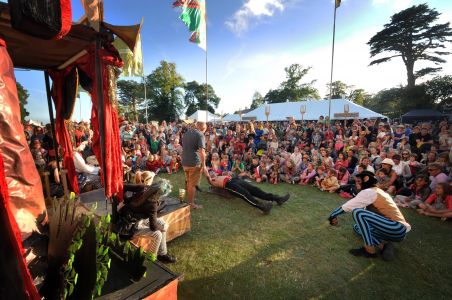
left=159, top=172, right=452, bottom=300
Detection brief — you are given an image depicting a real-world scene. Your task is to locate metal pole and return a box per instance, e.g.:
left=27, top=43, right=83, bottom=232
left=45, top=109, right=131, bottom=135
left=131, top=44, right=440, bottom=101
left=44, top=71, right=61, bottom=170
left=328, top=3, right=338, bottom=121
left=141, top=34, right=148, bottom=124
left=205, top=0, right=208, bottom=123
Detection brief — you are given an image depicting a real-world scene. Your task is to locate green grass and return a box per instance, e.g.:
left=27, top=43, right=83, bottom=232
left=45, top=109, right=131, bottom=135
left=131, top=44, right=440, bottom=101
left=159, top=172, right=452, bottom=300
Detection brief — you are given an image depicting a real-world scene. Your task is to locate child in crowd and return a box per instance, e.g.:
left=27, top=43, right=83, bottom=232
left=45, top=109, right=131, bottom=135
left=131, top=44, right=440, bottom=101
left=320, top=168, right=340, bottom=193
left=337, top=167, right=350, bottom=186
left=231, top=156, right=246, bottom=177
left=313, top=165, right=326, bottom=188
left=417, top=183, right=452, bottom=220
left=269, top=159, right=280, bottom=185
left=394, top=175, right=431, bottom=208
left=299, top=163, right=316, bottom=185
left=168, top=151, right=180, bottom=174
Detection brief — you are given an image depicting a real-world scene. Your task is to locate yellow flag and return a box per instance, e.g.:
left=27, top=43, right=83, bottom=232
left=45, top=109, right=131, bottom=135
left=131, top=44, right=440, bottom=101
left=113, top=33, right=144, bottom=77
left=335, top=0, right=341, bottom=8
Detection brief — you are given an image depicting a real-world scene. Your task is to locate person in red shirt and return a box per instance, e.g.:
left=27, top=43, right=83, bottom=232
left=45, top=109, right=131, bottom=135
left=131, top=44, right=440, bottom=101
left=417, top=182, right=452, bottom=220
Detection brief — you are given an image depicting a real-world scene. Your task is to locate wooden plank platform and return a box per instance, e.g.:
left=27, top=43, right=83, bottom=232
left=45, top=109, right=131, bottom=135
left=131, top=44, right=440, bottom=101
left=98, top=260, right=179, bottom=300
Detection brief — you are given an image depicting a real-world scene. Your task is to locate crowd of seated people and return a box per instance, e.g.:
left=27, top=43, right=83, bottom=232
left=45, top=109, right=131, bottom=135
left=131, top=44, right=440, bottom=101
left=26, top=116, right=451, bottom=221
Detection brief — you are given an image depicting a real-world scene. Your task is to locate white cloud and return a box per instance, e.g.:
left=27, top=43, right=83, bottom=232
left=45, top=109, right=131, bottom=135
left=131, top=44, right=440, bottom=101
left=372, top=0, right=413, bottom=11
left=215, top=26, right=452, bottom=114
left=225, top=0, right=285, bottom=36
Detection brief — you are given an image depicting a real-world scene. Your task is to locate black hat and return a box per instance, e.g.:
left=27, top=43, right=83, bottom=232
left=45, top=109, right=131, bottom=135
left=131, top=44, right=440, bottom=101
left=355, top=171, right=376, bottom=180
left=355, top=171, right=378, bottom=188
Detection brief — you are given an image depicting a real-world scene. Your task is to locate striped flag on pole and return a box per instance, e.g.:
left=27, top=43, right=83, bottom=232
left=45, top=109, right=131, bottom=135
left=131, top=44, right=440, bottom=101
left=173, top=0, right=207, bottom=51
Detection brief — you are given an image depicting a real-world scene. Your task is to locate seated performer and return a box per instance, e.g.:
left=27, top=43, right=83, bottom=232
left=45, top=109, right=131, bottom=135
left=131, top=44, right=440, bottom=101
left=207, top=173, right=290, bottom=214
left=117, top=180, right=176, bottom=263
left=328, top=171, right=411, bottom=261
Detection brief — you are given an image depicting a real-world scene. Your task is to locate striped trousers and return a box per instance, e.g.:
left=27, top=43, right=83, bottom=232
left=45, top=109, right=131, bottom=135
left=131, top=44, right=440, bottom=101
left=352, top=208, right=407, bottom=246
left=135, top=218, right=168, bottom=255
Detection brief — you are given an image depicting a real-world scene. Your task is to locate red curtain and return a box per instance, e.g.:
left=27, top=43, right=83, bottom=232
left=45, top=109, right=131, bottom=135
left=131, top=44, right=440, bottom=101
left=50, top=44, right=124, bottom=200
left=0, top=39, right=47, bottom=233
left=48, top=69, right=80, bottom=194
left=0, top=151, right=40, bottom=299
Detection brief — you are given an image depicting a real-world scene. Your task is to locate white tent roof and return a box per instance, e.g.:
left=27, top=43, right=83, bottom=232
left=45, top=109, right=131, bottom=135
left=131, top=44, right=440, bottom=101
left=187, top=110, right=220, bottom=122
left=222, top=114, right=242, bottom=122
left=244, top=99, right=386, bottom=121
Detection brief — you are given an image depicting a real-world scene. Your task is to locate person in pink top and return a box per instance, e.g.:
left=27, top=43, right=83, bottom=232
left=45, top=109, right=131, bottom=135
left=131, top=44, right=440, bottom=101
left=417, top=182, right=452, bottom=221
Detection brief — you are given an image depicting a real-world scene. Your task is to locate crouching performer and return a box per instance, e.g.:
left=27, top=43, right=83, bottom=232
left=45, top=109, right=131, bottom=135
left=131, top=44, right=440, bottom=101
left=116, top=176, right=176, bottom=263
left=207, top=173, right=290, bottom=214
left=328, top=171, right=411, bottom=261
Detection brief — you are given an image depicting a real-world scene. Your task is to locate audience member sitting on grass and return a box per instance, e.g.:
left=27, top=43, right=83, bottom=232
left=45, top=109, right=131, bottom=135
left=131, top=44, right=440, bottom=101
left=328, top=171, right=411, bottom=261
left=320, top=169, right=340, bottom=193
left=417, top=182, right=452, bottom=221
left=394, top=174, right=431, bottom=208
left=207, top=172, right=290, bottom=214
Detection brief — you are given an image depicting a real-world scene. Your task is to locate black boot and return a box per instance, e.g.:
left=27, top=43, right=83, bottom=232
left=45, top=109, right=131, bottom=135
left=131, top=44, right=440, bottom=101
left=381, top=242, right=395, bottom=261
left=260, top=202, right=273, bottom=215
left=276, top=193, right=290, bottom=206
left=158, top=254, right=177, bottom=264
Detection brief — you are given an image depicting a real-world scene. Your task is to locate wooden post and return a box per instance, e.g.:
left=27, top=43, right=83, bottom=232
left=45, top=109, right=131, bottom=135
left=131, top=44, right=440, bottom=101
left=44, top=71, right=60, bottom=170
left=60, top=169, right=69, bottom=200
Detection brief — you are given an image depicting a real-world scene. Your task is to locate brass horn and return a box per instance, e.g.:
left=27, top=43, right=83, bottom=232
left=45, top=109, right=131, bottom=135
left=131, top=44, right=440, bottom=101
left=103, top=18, right=143, bottom=51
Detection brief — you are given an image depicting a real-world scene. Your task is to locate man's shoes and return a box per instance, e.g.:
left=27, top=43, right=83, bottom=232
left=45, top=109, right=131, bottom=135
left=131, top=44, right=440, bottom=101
left=157, top=254, right=177, bottom=264
left=381, top=242, right=395, bottom=261
left=349, top=247, right=377, bottom=258
left=195, top=185, right=203, bottom=192
left=261, top=203, right=273, bottom=215
left=276, top=193, right=290, bottom=206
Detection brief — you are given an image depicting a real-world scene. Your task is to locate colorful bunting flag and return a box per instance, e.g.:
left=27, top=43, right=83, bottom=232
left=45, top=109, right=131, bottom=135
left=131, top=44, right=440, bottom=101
left=173, top=0, right=207, bottom=51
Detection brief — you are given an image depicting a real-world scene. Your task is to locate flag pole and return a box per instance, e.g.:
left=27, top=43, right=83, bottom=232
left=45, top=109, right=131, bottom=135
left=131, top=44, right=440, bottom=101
left=328, top=1, right=338, bottom=122
left=140, top=26, right=148, bottom=124
left=205, top=0, right=208, bottom=123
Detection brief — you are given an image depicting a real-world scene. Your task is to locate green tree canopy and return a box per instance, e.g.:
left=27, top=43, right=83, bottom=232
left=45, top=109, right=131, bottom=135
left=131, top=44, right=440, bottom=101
left=184, top=81, right=221, bottom=117
left=368, top=4, right=452, bottom=88
left=146, top=61, right=185, bottom=122
left=264, top=64, right=320, bottom=103
left=250, top=91, right=264, bottom=109
left=16, top=82, right=30, bottom=123
left=117, top=80, right=144, bottom=121
left=348, top=88, right=371, bottom=106
left=326, top=80, right=349, bottom=99
left=423, top=75, right=452, bottom=112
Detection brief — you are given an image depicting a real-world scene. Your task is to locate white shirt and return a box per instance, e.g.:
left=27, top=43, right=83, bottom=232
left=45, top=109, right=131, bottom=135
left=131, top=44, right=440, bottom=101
left=74, top=151, right=100, bottom=175
left=342, top=188, right=411, bottom=232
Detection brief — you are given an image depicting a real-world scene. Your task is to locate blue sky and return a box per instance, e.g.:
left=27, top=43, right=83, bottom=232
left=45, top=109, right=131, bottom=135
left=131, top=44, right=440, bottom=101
left=12, top=0, right=452, bottom=123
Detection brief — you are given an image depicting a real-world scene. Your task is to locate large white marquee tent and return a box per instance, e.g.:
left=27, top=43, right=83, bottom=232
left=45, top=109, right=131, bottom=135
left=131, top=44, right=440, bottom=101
left=187, top=110, right=221, bottom=123
left=240, top=99, right=386, bottom=121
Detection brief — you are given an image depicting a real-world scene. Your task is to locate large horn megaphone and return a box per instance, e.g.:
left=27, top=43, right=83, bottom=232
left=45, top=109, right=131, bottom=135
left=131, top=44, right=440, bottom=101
left=103, top=18, right=143, bottom=51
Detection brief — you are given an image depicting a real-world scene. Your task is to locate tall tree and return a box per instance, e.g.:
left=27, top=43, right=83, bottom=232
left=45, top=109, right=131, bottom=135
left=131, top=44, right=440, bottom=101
left=348, top=88, right=371, bottom=106
left=423, top=75, right=452, bottom=112
left=146, top=61, right=185, bottom=122
left=368, top=4, right=452, bottom=88
left=184, top=81, right=221, bottom=117
left=16, top=82, right=30, bottom=122
left=117, top=80, right=144, bottom=121
left=250, top=91, right=264, bottom=109
left=264, top=64, right=320, bottom=103
left=326, top=80, right=349, bottom=99
left=364, top=87, right=404, bottom=119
